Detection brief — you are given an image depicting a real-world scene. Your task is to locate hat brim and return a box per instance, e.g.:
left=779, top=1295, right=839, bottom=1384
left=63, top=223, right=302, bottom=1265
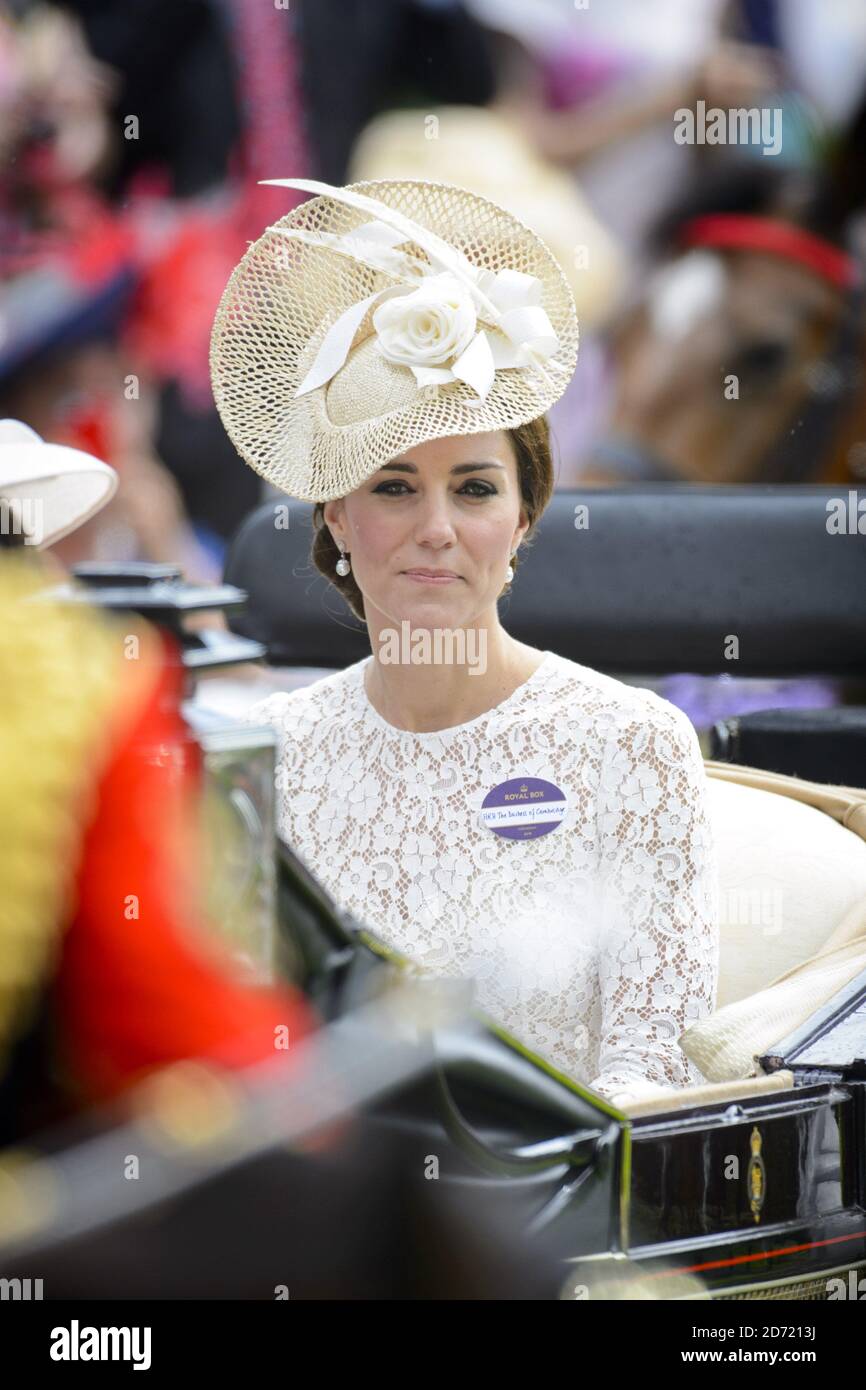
left=0, top=442, right=118, bottom=547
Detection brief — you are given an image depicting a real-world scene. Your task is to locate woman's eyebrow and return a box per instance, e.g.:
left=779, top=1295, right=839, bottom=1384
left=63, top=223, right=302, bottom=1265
left=378, top=460, right=506, bottom=474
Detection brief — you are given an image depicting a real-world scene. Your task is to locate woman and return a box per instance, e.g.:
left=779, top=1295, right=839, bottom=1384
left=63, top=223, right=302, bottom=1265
left=211, top=176, right=719, bottom=1107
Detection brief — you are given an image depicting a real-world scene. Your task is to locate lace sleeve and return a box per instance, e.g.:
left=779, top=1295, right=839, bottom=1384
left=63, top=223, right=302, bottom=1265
left=239, top=693, right=288, bottom=732
left=588, top=700, right=719, bottom=1106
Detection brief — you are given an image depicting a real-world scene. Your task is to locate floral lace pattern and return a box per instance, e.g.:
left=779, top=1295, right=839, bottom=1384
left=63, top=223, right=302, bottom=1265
left=243, top=651, right=719, bottom=1105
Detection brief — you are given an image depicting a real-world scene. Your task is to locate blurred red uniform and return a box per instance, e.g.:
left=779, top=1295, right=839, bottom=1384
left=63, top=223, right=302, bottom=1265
left=0, top=554, right=317, bottom=1128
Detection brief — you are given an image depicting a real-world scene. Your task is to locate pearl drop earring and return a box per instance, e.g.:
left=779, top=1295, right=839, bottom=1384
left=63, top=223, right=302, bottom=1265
left=335, top=541, right=351, bottom=577
left=504, top=552, right=516, bottom=584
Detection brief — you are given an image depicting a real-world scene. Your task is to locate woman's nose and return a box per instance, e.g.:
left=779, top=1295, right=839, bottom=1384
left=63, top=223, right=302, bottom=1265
left=412, top=493, right=458, bottom=547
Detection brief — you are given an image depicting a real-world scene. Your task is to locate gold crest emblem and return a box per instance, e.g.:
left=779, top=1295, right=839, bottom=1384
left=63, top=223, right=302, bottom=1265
left=747, top=1126, right=766, bottom=1223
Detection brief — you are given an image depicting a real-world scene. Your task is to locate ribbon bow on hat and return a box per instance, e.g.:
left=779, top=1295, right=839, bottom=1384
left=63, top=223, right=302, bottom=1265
left=261, top=178, right=562, bottom=405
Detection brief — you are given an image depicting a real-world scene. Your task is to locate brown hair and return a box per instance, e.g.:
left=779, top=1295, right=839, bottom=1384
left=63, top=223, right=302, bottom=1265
left=311, top=416, right=553, bottom=622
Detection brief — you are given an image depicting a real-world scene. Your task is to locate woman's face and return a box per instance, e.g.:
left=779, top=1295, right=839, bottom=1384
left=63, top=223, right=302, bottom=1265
left=323, top=430, right=530, bottom=630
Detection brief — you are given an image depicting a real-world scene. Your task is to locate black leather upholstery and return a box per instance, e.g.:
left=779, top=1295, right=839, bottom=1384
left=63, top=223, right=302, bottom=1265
left=711, top=707, right=866, bottom=785
left=224, top=486, right=866, bottom=677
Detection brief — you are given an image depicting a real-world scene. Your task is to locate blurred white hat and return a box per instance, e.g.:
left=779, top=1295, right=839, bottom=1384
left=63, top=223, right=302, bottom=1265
left=349, top=106, right=623, bottom=331
left=0, top=419, right=117, bottom=548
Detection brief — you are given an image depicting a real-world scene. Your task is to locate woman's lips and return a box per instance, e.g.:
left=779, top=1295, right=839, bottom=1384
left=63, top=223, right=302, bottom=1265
left=401, top=569, right=461, bottom=584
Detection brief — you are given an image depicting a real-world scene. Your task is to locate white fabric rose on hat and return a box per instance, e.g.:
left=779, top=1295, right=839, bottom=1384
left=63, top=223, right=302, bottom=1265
left=278, top=188, right=565, bottom=409
left=372, top=272, right=478, bottom=387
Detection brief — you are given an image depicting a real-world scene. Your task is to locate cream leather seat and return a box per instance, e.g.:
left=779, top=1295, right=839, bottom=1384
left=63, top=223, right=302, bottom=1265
left=678, top=763, right=866, bottom=1087
left=707, top=776, right=866, bottom=1009
left=617, top=765, right=866, bottom=1113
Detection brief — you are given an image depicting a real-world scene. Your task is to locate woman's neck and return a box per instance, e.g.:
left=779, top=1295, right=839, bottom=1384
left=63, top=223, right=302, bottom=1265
left=362, top=617, right=545, bottom=734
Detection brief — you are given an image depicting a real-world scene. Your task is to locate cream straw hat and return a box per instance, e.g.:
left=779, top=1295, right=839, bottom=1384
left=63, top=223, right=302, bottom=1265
left=209, top=177, right=579, bottom=503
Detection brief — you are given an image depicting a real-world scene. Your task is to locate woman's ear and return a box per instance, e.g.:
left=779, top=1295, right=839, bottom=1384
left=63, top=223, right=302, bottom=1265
left=512, top=507, right=531, bottom=554
left=322, top=498, right=345, bottom=546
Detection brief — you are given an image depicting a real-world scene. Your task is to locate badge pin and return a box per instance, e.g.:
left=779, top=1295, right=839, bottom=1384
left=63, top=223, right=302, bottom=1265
left=479, top=777, right=568, bottom=841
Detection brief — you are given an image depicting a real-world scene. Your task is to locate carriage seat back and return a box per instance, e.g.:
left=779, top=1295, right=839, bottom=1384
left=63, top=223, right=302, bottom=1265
left=225, top=486, right=866, bottom=678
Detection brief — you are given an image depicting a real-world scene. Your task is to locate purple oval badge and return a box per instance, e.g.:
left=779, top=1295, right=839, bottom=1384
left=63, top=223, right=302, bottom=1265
left=479, top=777, right=568, bottom=841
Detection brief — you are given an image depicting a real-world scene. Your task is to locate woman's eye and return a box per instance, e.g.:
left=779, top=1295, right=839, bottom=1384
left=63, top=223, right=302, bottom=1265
left=372, top=481, right=412, bottom=495
left=371, top=480, right=496, bottom=497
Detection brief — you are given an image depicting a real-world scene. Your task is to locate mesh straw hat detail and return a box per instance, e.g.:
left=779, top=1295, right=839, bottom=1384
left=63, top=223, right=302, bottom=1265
left=209, top=177, right=579, bottom=503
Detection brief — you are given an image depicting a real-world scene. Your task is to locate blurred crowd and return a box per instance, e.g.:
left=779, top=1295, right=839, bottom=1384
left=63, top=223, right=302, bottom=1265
left=2, top=0, right=866, bottom=581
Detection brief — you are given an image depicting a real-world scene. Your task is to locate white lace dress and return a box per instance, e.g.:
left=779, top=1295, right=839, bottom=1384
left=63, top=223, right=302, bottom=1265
left=244, top=650, right=719, bottom=1106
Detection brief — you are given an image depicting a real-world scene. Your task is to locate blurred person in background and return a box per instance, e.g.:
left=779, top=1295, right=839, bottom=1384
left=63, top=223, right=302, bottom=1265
left=0, top=420, right=316, bottom=1148
left=468, top=0, right=779, bottom=251
left=577, top=47, right=866, bottom=492
left=0, top=1, right=224, bottom=576
left=48, top=0, right=272, bottom=558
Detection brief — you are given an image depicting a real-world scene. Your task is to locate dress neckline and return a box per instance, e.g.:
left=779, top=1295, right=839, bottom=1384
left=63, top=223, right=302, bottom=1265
left=353, top=648, right=557, bottom=740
